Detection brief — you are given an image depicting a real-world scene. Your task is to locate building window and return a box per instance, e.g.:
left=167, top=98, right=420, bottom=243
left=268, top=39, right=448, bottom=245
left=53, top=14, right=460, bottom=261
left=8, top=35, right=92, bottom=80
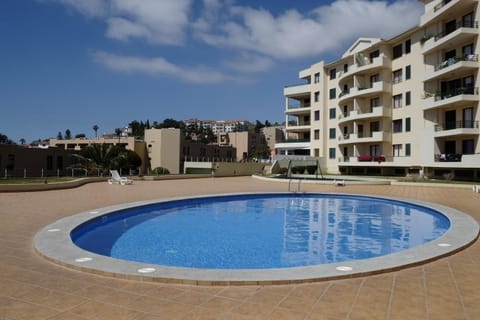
left=393, top=94, right=402, bottom=108
left=393, top=119, right=403, bottom=133
left=405, top=143, right=411, bottom=156
left=329, top=108, right=336, bottom=119
left=463, top=139, right=474, bottom=154
left=370, top=74, right=380, bottom=84
left=314, top=72, right=320, bottom=83
left=405, top=91, right=411, bottom=106
left=393, top=44, right=402, bottom=59
left=370, top=121, right=380, bottom=132
left=6, top=154, right=15, bottom=171
left=329, top=128, right=336, bottom=139
left=369, top=50, right=380, bottom=62
left=329, top=88, right=336, bottom=100
left=46, top=156, right=53, bottom=170
left=314, top=91, right=320, bottom=102
left=405, top=65, right=411, bottom=80
left=393, top=144, right=402, bottom=157
left=314, top=129, right=320, bottom=140
left=405, top=39, right=411, bottom=54
left=370, top=97, right=380, bottom=111
left=314, top=148, right=320, bottom=157
left=343, top=64, right=348, bottom=73
left=406, top=117, right=411, bottom=132
left=393, top=69, right=402, bottom=84
left=329, top=148, right=336, bottom=159
left=330, top=69, right=336, bottom=79
left=314, top=110, right=320, bottom=121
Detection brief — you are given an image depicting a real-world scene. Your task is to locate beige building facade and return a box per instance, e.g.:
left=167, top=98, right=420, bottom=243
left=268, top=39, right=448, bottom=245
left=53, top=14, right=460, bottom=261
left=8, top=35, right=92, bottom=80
left=277, top=0, right=479, bottom=180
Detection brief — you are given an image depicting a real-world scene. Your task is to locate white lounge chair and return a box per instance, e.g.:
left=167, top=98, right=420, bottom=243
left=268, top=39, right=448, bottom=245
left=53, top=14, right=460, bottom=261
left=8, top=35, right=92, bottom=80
left=473, top=185, right=480, bottom=193
left=333, top=179, right=345, bottom=186
left=108, top=170, right=133, bottom=185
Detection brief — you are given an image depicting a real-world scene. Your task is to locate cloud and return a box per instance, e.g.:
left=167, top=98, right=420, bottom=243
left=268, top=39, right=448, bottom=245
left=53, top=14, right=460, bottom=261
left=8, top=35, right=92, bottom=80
left=92, top=50, right=227, bottom=83
left=107, top=0, right=192, bottom=45
left=36, top=0, right=108, bottom=17
left=223, top=52, right=273, bottom=73
left=194, top=0, right=423, bottom=59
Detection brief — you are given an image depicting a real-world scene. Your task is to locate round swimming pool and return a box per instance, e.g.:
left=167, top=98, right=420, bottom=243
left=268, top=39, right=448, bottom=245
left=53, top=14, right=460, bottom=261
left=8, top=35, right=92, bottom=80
left=35, top=193, right=479, bottom=284
left=72, top=193, right=449, bottom=269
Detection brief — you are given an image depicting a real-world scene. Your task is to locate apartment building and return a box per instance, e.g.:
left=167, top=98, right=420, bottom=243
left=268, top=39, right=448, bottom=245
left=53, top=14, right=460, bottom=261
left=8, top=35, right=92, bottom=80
left=277, top=0, right=479, bottom=180
left=184, top=119, right=248, bottom=134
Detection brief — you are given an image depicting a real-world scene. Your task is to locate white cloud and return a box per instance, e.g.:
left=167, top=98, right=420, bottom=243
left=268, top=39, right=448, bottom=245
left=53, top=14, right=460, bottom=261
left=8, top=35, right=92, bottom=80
left=223, top=52, right=273, bottom=73
left=92, top=51, right=227, bottom=83
left=36, top=0, right=108, bottom=17
left=107, top=0, right=192, bottom=45
left=194, top=0, right=423, bottom=59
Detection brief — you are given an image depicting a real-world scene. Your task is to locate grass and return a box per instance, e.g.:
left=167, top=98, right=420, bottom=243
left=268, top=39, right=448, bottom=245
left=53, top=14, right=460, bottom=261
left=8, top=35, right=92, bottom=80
left=0, top=177, right=79, bottom=184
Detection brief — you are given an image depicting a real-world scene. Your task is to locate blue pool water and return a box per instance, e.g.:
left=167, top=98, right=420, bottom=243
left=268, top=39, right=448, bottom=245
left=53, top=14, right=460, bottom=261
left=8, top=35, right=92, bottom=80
left=71, top=194, right=450, bottom=269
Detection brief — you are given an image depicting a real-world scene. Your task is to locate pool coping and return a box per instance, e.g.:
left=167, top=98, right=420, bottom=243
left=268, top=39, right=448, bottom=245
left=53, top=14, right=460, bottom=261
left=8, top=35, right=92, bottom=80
left=34, top=192, right=480, bottom=285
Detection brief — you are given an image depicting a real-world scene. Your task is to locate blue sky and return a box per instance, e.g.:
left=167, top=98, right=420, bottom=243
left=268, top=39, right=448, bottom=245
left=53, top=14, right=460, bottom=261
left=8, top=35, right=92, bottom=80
left=0, top=0, right=423, bottom=143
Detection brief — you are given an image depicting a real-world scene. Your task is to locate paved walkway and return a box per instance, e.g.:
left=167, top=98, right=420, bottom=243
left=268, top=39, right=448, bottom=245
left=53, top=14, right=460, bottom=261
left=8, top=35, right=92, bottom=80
left=0, top=177, right=479, bottom=319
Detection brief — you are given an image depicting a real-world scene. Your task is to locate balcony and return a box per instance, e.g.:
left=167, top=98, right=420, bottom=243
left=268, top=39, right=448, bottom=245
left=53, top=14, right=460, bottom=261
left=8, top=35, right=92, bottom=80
left=428, top=153, right=480, bottom=167
left=433, top=120, right=479, bottom=137
left=275, top=139, right=311, bottom=151
left=339, top=56, right=391, bottom=84
left=420, top=0, right=477, bottom=27
left=338, top=81, right=391, bottom=104
left=338, top=131, right=391, bottom=145
left=286, top=104, right=311, bottom=115
left=423, top=55, right=478, bottom=82
left=422, top=87, right=479, bottom=110
left=285, top=122, right=311, bottom=132
left=338, top=106, right=392, bottom=124
left=284, top=83, right=311, bottom=98
left=421, top=21, right=478, bottom=55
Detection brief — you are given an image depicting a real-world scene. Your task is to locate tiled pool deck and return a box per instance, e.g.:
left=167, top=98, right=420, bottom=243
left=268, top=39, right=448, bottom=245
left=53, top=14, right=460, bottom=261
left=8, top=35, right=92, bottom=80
left=1, top=177, right=480, bottom=319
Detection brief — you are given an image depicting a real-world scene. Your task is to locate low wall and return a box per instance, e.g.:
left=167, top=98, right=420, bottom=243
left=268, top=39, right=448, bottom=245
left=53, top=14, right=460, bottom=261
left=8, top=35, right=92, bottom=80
left=184, top=161, right=266, bottom=177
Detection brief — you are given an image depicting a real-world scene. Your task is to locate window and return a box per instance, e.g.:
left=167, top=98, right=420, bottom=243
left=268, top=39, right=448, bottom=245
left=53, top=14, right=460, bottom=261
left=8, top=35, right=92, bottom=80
left=314, top=91, right=320, bottom=102
left=405, top=143, right=411, bottom=156
left=314, top=129, right=320, bottom=140
left=329, top=108, right=336, bottom=119
left=330, top=69, right=336, bottom=79
left=314, top=110, right=320, bottom=121
left=369, top=50, right=380, bottom=62
left=463, top=12, right=474, bottom=28
left=393, top=144, right=402, bottom=156
left=370, top=74, right=380, bottom=84
left=329, top=88, right=336, bottom=100
left=370, top=97, right=380, bottom=110
left=329, top=128, right=336, bottom=139
left=405, top=39, right=411, bottom=54
left=405, top=65, right=411, bottom=80
left=393, top=119, right=403, bottom=133
left=393, top=69, right=402, bottom=84
left=343, top=64, right=348, bottom=73
left=370, top=121, right=380, bottom=132
left=329, top=148, right=336, bottom=159
left=393, top=44, right=403, bottom=59
left=46, top=156, right=53, bottom=170
left=405, top=91, right=411, bottom=106
left=406, top=117, right=411, bottom=132
left=314, top=72, right=320, bottom=83
left=393, top=94, right=402, bottom=108
left=463, top=139, right=474, bottom=154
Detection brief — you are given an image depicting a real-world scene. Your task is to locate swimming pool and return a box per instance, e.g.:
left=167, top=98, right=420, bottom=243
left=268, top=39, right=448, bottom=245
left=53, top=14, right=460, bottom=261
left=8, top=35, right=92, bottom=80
left=35, top=193, right=479, bottom=284
left=72, top=194, right=449, bottom=269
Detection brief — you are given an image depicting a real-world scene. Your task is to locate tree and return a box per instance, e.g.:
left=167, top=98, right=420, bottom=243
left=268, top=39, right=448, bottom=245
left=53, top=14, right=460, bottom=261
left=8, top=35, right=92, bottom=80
left=93, top=124, right=99, bottom=138
left=65, top=129, right=71, bottom=140
left=75, top=133, right=86, bottom=139
left=57, top=132, right=63, bottom=140
left=75, top=144, right=141, bottom=175
left=19, top=138, right=26, bottom=145
left=0, top=133, right=14, bottom=144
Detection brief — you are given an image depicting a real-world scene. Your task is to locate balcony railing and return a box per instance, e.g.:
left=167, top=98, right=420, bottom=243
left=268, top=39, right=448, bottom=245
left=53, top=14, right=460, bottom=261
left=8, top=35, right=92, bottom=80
left=287, top=104, right=310, bottom=109
left=434, top=54, right=478, bottom=71
left=434, top=120, right=479, bottom=131
left=280, top=139, right=311, bottom=143
left=431, top=86, right=478, bottom=101
left=434, top=153, right=462, bottom=162
left=434, top=0, right=453, bottom=12
left=434, top=21, right=478, bottom=41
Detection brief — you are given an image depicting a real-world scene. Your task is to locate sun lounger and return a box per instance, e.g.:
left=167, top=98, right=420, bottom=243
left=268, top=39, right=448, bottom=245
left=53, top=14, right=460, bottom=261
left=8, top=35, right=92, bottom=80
left=108, top=170, right=133, bottom=185
left=334, top=179, right=345, bottom=186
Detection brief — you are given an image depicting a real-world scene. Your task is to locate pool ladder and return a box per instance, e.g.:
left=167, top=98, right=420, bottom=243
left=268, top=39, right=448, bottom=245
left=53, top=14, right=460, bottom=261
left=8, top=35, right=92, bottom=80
left=288, top=179, right=304, bottom=193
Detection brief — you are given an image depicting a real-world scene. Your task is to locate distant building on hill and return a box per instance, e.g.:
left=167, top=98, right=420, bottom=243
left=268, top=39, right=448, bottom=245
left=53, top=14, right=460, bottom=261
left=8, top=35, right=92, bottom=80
left=185, top=119, right=249, bottom=134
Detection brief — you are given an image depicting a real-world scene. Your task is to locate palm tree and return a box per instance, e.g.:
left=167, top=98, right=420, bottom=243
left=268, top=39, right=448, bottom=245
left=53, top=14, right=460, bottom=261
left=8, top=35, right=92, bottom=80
left=93, top=124, right=99, bottom=139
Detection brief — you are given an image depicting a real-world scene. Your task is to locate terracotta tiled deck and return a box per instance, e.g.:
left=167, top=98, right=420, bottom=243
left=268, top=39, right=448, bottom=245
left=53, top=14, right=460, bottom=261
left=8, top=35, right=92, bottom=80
left=1, top=177, right=479, bottom=319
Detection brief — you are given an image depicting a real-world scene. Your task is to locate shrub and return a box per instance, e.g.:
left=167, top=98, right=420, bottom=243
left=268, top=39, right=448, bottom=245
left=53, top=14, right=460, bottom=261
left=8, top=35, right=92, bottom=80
left=151, top=167, right=170, bottom=175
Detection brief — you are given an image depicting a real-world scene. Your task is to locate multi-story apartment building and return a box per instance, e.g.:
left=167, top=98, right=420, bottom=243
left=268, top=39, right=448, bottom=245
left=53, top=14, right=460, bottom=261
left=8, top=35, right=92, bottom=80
left=277, top=0, right=479, bottom=180
left=184, top=119, right=248, bottom=134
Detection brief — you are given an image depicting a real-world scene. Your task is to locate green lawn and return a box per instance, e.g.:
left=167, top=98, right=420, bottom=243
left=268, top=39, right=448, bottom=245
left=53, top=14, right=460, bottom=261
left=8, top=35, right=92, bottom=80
left=0, top=177, right=78, bottom=184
